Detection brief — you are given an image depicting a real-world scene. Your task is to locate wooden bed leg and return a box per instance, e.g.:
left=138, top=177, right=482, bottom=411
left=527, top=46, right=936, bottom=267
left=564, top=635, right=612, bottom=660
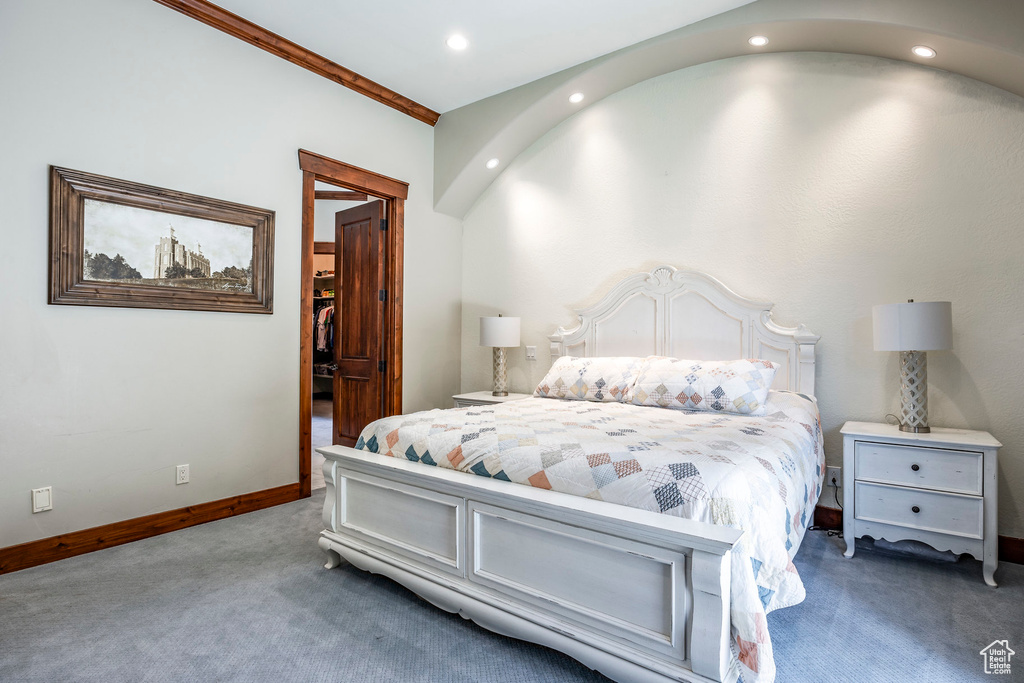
left=690, top=549, right=732, bottom=682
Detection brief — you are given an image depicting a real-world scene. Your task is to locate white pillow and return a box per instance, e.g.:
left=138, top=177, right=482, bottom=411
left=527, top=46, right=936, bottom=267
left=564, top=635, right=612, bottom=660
left=534, top=356, right=644, bottom=403
left=629, top=357, right=779, bottom=415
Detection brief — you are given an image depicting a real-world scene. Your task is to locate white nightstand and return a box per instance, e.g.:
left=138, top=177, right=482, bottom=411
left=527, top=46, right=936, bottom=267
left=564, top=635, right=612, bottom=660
left=452, top=391, right=532, bottom=408
left=841, top=421, right=1001, bottom=586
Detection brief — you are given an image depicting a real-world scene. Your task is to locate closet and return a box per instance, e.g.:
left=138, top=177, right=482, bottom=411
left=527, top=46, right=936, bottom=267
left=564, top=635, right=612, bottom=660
left=312, top=263, right=335, bottom=396
left=308, top=242, right=336, bottom=491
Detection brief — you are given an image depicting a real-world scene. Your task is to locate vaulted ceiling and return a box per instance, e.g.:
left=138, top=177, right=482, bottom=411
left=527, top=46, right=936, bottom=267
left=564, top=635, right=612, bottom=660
left=176, top=0, right=1024, bottom=219
left=212, top=0, right=754, bottom=113
left=431, top=0, right=1024, bottom=217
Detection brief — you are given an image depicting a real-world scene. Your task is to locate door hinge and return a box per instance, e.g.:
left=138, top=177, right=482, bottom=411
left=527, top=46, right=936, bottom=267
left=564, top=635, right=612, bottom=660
left=378, top=360, right=386, bottom=372
left=378, top=289, right=387, bottom=302
left=380, top=218, right=388, bottom=231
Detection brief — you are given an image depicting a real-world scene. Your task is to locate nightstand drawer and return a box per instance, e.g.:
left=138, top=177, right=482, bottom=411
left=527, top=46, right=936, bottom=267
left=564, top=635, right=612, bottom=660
left=855, top=441, right=982, bottom=495
left=854, top=482, right=983, bottom=539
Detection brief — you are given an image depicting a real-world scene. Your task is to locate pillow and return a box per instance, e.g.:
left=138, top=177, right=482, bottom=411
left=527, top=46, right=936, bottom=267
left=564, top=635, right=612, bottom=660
left=629, top=357, right=779, bottom=415
left=534, top=356, right=644, bottom=402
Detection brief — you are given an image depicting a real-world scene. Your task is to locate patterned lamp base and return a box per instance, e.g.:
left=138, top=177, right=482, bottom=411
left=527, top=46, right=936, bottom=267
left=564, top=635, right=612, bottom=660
left=492, top=347, right=509, bottom=396
left=899, top=350, right=930, bottom=433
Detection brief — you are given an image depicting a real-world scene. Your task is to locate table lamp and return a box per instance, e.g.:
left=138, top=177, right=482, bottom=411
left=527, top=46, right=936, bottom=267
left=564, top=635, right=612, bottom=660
left=480, top=315, right=520, bottom=396
left=872, top=300, right=952, bottom=433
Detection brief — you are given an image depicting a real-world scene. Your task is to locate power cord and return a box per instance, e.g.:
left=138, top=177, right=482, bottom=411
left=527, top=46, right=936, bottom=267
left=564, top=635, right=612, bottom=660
left=808, top=526, right=844, bottom=538
left=808, top=473, right=844, bottom=538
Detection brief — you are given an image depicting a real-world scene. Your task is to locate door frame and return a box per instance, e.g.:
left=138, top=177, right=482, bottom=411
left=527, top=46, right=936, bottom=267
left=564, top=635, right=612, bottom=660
left=298, top=149, right=407, bottom=497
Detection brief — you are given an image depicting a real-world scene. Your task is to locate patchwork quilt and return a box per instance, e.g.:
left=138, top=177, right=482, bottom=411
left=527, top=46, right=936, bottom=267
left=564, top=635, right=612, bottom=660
left=355, top=391, right=824, bottom=683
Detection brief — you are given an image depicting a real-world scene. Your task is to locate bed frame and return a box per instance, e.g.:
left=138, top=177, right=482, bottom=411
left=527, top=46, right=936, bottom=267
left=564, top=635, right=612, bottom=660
left=318, top=265, right=819, bottom=683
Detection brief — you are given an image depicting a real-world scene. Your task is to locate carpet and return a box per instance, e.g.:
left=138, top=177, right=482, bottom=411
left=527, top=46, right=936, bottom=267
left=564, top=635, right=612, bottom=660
left=311, top=398, right=333, bottom=492
left=1, top=490, right=1021, bottom=682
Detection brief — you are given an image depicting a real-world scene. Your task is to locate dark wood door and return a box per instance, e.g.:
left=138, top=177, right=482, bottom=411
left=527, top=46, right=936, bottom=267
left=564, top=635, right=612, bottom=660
left=333, top=201, right=386, bottom=446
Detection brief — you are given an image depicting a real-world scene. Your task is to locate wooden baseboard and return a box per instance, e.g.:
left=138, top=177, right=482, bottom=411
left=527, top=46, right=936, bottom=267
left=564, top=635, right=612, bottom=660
left=814, top=505, right=1024, bottom=565
left=0, top=483, right=302, bottom=575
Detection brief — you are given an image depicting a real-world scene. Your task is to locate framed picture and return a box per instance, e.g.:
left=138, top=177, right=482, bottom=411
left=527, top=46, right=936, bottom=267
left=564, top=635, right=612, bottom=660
left=49, top=166, right=274, bottom=314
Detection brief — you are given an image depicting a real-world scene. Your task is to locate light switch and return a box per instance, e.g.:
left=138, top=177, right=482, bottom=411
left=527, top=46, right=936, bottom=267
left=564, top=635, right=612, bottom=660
left=525, top=346, right=537, bottom=361
left=32, top=486, right=52, bottom=513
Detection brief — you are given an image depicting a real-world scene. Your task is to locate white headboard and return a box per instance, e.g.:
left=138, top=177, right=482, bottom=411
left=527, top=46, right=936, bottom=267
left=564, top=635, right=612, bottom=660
left=548, top=265, right=820, bottom=396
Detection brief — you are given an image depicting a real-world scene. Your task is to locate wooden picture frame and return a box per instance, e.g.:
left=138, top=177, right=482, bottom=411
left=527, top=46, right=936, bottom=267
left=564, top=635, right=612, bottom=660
left=49, top=166, right=274, bottom=314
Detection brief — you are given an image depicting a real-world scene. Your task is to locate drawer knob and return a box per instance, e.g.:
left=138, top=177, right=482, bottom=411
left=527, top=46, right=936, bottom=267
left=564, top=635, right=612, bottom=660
left=912, top=505, right=921, bottom=513
left=911, top=464, right=920, bottom=471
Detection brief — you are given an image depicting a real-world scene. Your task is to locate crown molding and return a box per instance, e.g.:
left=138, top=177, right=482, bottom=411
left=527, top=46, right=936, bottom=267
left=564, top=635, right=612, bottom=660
left=153, top=0, right=440, bottom=126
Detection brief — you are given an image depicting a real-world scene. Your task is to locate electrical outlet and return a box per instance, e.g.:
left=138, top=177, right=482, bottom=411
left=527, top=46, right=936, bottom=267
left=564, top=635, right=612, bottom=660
left=176, top=464, right=190, bottom=485
left=31, top=486, right=53, bottom=513
left=826, top=466, right=842, bottom=488
left=525, top=345, right=537, bottom=361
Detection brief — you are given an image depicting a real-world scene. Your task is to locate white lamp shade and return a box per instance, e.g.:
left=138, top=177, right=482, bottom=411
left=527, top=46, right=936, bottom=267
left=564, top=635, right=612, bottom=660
left=480, top=316, right=521, bottom=348
left=872, top=301, right=952, bottom=351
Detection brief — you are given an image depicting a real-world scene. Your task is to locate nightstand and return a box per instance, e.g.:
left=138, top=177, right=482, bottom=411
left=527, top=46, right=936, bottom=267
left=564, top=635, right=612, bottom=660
left=841, top=421, right=1001, bottom=586
left=452, top=391, right=532, bottom=408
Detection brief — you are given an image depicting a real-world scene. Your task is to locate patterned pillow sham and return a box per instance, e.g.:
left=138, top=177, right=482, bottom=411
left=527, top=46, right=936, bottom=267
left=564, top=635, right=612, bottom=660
left=534, top=356, right=645, bottom=402
left=630, top=357, right=778, bottom=415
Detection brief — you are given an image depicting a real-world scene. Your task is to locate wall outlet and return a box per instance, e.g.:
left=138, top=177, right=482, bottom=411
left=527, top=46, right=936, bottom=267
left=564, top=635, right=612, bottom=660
left=176, top=464, right=190, bottom=485
left=31, top=486, right=53, bottom=513
left=826, top=466, right=842, bottom=488
left=525, top=345, right=537, bottom=361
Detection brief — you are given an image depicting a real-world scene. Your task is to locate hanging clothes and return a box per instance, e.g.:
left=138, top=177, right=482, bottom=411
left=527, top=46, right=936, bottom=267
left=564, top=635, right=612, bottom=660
left=315, top=304, right=334, bottom=352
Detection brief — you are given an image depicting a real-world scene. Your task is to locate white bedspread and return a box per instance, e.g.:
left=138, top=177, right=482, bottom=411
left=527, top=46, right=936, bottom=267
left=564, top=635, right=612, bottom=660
left=356, top=390, right=824, bottom=682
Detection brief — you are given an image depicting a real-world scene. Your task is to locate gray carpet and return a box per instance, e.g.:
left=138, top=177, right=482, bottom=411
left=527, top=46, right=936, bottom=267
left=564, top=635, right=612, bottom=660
left=773, top=533, right=1024, bottom=682
left=1, top=490, right=1021, bottom=682
left=311, top=398, right=333, bottom=492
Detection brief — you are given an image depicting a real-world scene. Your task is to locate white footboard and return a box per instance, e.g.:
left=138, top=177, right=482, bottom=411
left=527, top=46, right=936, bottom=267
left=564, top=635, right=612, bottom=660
left=318, top=445, right=741, bottom=683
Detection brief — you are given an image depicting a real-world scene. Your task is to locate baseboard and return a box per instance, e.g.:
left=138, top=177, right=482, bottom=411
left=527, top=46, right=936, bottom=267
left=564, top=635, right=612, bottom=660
left=814, top=505, right=1024, bottom=565
left=0, top=483, right=302, bottom=575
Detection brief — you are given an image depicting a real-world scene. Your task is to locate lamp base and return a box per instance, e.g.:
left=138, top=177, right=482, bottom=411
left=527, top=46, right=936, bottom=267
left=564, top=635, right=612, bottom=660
left=898, top=350, right=930, bottom=433
left=899, top=423, right=931, bottom=434
left=492, top=347, right=508, bottom=396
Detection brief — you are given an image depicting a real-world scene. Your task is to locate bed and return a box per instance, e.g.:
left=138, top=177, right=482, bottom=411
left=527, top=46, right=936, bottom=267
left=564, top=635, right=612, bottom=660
left=318, top=266, right=822, bottom=683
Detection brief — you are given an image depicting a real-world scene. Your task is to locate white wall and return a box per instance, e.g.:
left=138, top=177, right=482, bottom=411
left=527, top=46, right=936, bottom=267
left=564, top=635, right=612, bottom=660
left=461, top=52, right=1024, bottom=537
left=0, top=0, right=462, bottom=547
left=314, top=197, right=369, bottom=242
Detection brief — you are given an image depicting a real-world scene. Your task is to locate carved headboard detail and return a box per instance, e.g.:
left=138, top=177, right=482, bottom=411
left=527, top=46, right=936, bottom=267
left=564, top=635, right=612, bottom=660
left=548, top=265, right=820, bottom=396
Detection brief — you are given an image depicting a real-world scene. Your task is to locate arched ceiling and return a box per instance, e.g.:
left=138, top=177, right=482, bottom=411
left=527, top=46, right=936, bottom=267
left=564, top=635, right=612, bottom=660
left=434, top=0, right=1024, bottom=218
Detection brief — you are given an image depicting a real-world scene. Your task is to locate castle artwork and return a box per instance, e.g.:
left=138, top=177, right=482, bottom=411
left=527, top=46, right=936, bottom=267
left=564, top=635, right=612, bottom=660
left=82, top=199, right=255, bottom=293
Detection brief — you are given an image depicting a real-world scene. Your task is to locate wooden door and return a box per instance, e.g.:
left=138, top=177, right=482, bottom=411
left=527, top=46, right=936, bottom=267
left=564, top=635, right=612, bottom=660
left=333, top=200, right=386, bottom=446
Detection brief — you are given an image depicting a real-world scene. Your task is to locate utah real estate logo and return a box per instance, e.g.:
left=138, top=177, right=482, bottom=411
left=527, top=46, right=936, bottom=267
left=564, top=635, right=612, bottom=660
left=980, top=640, right=1015, bottom=675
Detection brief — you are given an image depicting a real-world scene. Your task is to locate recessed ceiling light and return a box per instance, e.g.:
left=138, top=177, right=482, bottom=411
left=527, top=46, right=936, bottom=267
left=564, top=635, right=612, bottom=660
left=568, top=92, right=585, bottom=104
left=486, top=158, right=499, bottom=170
left=748, top=35, right=769, bottom=47
left=912, top=45, right=936, bottom=58
left=446, top=34, right=469, bottom=51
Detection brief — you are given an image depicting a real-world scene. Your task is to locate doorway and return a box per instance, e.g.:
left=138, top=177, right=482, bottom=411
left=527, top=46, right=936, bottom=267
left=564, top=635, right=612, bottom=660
left=298, top=149, right=407, bottom=497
